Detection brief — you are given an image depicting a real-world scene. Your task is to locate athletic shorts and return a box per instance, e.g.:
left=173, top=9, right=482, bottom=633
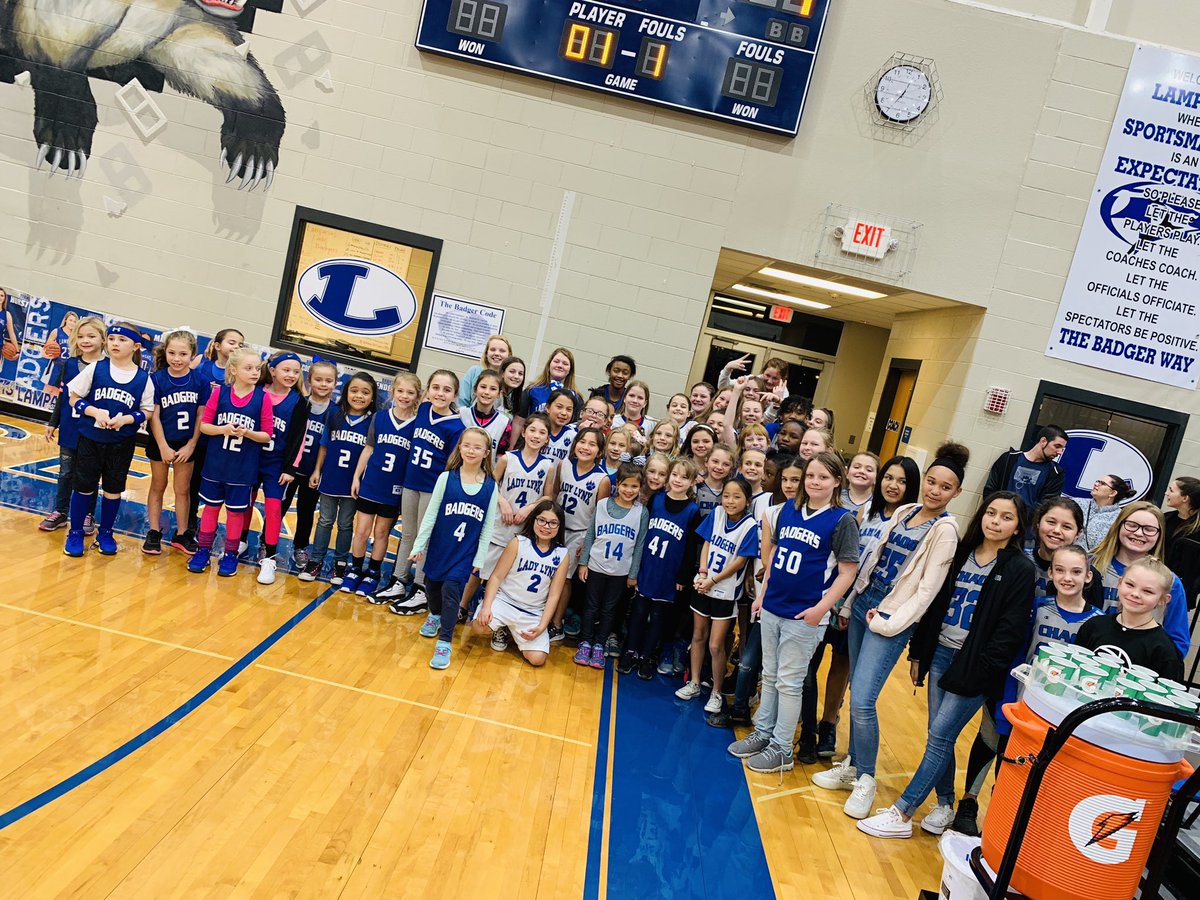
left=486, top=595, right=550, bottom=653
left=691, top=590, right=736, bottom=621
left=564, top=529, right=586, bottom=569
left=74, top=434, right=137, bottom=495
left=355, top=496, right=400, bottom=519
left=199, top=477, right=253, bottom=511
left=145, top=436, right=191, bottom=463
left=257, top=464, right=289, bottom=501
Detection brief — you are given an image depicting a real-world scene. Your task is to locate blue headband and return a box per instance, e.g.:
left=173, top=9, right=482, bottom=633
left=107, top=325, right=143, bottom=344
left=272, top=352, right=302, bottom=367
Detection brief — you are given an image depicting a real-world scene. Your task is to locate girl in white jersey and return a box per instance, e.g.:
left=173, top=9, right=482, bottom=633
left=474, top=499, right=572, bottom=666
left=459, top=369, right=511, bottom=460
left=460, top=413, right=555, bottom=622
left=543, top=389, right=578, bottom=464
left=552, top=426, right=610, bottom=639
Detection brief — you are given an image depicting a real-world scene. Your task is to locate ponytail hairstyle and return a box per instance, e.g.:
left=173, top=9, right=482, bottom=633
left=332, top=371, right=379, bottom=425
left=794, top=450, right=846, bottom=510
left=206, top=328, right=245, bottom=361
left=473, top=369, right=504, bottom=408
left=257, top=351, right=306, bottom=394
left=1172, top=476, right=1200, bottom=538
left=152, top=329, right=198, bottom=371
left=446, top=426, right=497, bottom=479
left=108, top=321, right=145, bottom=366
left=1123, top=556, right=1174, bottom=598
left=306, top=359, right=339, bottom=398
left=478, top=335, right=513, bottom=369
left=223, top=347, right=262, bottom=385
left=614, top=461, right=645, bottom=486
left=1105, top=474, right=1136, bottom=504
left=425, top=368, right=460, bottom=403
left=69, top=316, right=106, bottom=360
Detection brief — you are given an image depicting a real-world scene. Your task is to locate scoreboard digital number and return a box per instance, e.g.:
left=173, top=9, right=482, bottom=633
left=416, top=0, right=832, bottom=136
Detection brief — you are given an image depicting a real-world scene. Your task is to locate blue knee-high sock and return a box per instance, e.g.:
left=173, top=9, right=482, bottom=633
left=69, top=492, right=93, bottom=530
left=100, top=495, right=121, bottom=532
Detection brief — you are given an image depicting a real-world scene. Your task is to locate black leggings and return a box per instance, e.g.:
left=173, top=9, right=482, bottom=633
left=283, top=478, right=320, bottom=550
left=186, top=438, right=208, bottom=531
left=581, top=572, right=627, bottom=646
left=625, top=592, right=674, bottom=659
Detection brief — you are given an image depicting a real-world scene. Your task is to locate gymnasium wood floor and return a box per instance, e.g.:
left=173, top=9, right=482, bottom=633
left=0, top=412, right=985, bottom=899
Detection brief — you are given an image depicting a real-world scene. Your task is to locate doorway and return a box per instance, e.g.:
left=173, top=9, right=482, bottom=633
left=869, top=360, right=920, bottom=459
left=689, top=333, right=824, bottom=402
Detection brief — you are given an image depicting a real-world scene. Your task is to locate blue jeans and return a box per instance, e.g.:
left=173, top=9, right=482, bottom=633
left=896, top=644, right=985, bottom=815
left=847, top=602, right=915, bottom=779
left=734, top=620, right=762, bottom=712
left=845, top=581, right=887, bottom=765
left=753, top=610, right=825, bottom=753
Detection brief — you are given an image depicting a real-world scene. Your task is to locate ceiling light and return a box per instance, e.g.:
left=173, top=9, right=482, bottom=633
left=758, top=267, right=887, bottom=299
left=731, top=283, right=830, bottom=310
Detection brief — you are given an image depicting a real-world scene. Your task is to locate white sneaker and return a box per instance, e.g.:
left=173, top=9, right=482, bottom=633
left=257, top=556, right=277, bottom=585
left=703, top=690, right=723, bottom=713
left=675, top=681, right=703, bottom=700
left=844, top=773, right=877, bottom=819
left=238, top=540, right=249, bottom=556
left=856, top=805, right=912, bottom=839
left=812, top=757, right=857, bottom=791
left=920, top=804, right=956, bottom=835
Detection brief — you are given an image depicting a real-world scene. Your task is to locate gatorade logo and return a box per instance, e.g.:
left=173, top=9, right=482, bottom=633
left=1067, top=794, right=1145, bottom=864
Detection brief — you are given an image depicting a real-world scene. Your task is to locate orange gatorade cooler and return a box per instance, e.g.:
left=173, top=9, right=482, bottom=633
left=981, top=699, right=1192, bottom=900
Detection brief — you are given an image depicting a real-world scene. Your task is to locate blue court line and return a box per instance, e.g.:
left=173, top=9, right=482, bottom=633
left=583, top=667, right=616, bottom=900
left=0, top=585, right=338, bottom=831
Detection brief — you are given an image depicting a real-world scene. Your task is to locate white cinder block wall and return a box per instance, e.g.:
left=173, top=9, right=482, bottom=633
left=0, top=0, right=1196, bottom=491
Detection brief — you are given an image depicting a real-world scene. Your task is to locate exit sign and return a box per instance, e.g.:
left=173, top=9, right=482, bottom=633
left=770, top=305, right=794, bottom=323
left=842, top=219, right=892, bottom=260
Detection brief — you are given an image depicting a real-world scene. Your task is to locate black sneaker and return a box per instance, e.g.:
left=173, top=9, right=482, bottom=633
left=706, top=709, right=733, bottom=728
left=547, top=623, right=564, bottom=643
left=297, top=559, right=321, bottom=582
left=169, top=530, right=199, bottom=555
left=816, top=720, right=837, bottom=758
left=637, top=656, right=656, bottom=680
left=387, top=586, right=428, bottom=616
left=795, top=734, right=818, bottom=765
left=331, top=562, right=348, bottom=585
left=142, top=529, right=163, bottom=556
left=952, top=797, right=980, bottom=837
left=617, top=650, right=637, bottom=674
left=457, top=606, right=469, bottom=625
left=730, top=706, right=752, bottom=727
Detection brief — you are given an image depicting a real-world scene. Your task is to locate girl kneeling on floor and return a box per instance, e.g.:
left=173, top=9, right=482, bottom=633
left=475, top=499, right=572, bottom=667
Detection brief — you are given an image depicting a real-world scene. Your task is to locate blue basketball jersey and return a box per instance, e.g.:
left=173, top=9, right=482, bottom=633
left=761, top=502, right=855, bottom=619
left=402, top=402, right=466, bottom=493
left=259, top=389, right=302, bottom=475
left=57, top=356, right=89, bottom=451
left=153, top=369, right=211, bottom=444
left=358, top=409, right=414, bottom=505
left=195, top=357, right=226, bottom=389
left=296, top=401, right=331, bottom=476
left=423, top=470, right=496, bottom=582
left=77, top=359, right=150, bottom=444
left=497, top=536, right=568, bottom=615
left=637, top=493, right=701, bottom=601
left=201, top=386, right=268, bottom=486
left=319, top=412, right=371, bottom=497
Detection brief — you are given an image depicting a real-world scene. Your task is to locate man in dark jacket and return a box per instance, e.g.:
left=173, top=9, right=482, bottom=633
left=982, top=425, right=1068, bottom=511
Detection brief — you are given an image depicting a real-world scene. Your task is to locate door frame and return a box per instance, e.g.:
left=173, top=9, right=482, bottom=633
left=868, top=358, right=921, bottom=455
left=1024, top=380, right=1189, bottom=504
left=688, top=330, right=829, bottom=396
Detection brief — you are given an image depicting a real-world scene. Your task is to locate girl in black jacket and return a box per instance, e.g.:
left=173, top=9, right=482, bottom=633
left=856, top=491, right=1035, bottom=840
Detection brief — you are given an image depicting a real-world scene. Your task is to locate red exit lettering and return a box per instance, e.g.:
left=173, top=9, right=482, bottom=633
left=852, top=222, right=884, bottom=248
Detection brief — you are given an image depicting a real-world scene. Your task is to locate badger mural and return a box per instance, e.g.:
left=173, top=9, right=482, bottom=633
left=0, top=0, right=286, bottom=190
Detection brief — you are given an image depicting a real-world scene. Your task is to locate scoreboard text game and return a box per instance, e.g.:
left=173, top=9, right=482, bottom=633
left=415, top=0, right=832, bottom=136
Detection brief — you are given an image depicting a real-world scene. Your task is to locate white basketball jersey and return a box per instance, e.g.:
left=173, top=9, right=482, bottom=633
left=491, top=451, right=554, bottom=547
left=498, top=536, right=567, bottom=614
left=545, top=424, right=577, bottom=463
left=558, top=459, right=606, bottom=534
left=460, top=406, right=511, bottom=460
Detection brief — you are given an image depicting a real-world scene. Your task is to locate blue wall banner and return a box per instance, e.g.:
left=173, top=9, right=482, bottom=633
left=1046, top=44, right=1200, bottom=390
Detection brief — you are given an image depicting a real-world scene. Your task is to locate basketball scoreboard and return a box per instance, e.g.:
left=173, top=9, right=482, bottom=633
left=415, top=0, right=831, bottom=135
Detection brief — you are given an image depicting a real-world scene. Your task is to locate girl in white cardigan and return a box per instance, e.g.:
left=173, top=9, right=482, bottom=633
left=814, top=441, right=969, bottom=820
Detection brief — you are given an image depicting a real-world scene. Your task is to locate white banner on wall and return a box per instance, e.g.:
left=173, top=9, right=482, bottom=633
left=423, top=293, right=505, bottom=359
left=1046, top=44, right=1200, bottom=390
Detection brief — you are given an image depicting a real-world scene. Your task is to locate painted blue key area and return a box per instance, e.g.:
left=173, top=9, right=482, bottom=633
left=586, top=672, right=775, bottom=899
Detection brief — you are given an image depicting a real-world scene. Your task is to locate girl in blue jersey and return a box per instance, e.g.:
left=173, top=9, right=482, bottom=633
left=551, top=426, right=609, bottom=641
left=299, top=372, right=377, bottom=584
left=474, top=499, right=572, bottom=667
left=344, top=372, right=421, bottom=598
left=858, top=493, right=1033, bottom=840
left=188, top=348, right=273, bottom=576
left=411, top=428, right=499, bottom=668
left=39, top=316, right=104, bottom=533
left=678, top=479, right=760, bottom=709
left=251, top=352, right=311, bottom=584
left=144, top=330, right=209, bottom=556
left=40, top=310, right=77, bottom=397
left=622, top=457, right=702, bottom=679
left=575, top=463, right=648, bottom=670
left=459, top=369, right=511, bottom=460
left=186, top=328, right=244, bottom=535
left=728, top=451, right=860, bottom=774
left=462, top=412, right=555, bottom=620
left=517, top=347, right=580, bottom=421
left=63, top=322, right=157, bottom=558
left=589, top=354, right=635, bottom=415
left=284, top=360, right=337, bottom=569
left=1090, top=501, right=1190, bottom=658
left=381, top=370, right=466, bottom=612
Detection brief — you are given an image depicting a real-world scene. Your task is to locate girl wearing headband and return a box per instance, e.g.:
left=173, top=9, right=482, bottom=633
left=62, top=323, right=156, bottom=558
